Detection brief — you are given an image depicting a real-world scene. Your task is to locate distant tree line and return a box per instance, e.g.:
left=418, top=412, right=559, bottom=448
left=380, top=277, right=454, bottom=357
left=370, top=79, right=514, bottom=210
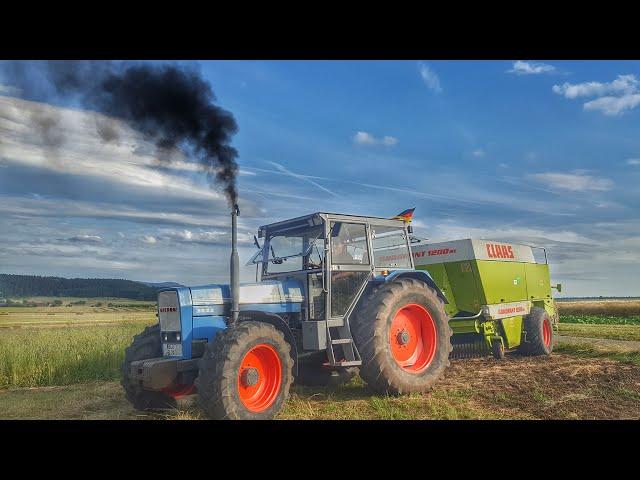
left=0, top=274, right=159, bottom=301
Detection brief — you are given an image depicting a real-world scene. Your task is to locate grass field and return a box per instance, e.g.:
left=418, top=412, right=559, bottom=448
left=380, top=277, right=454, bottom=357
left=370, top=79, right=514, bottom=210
left=0, top=324, right=147, bottom=388
left=558, top=323, right=640, bottom=342
left=0, top=297, right=154, bottom=389
left=1, top=297, right=639, bottom=419
left=557, top=300, right=640, bottom=316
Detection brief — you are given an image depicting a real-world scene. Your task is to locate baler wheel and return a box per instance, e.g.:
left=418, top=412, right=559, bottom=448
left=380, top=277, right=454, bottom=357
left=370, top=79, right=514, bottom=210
left=121, top=324, right=178, bottom=410
left=518, top=307, right=554, bottom=356
left=352, top=278, right=452, bottom=395
left=491, top=340, right=505, bottom=360
left=195, top=321, right=294, bottom=420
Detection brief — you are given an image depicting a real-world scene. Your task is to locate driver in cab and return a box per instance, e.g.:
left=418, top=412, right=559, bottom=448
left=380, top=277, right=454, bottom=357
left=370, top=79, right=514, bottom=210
left=332, top=236, right=356, bottom=264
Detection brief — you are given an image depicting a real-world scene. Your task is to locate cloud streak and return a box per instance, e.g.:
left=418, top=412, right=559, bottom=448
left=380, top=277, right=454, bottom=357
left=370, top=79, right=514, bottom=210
left=528, top=171, right=614, bottom=192
left=266, top=160, right=338, bottom=197
left=418, top=62, right=442, bottom=93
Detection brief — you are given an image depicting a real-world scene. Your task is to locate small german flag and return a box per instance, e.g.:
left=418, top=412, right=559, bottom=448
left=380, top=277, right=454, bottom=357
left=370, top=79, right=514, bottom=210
left=392, top=208, right=415, bottom=223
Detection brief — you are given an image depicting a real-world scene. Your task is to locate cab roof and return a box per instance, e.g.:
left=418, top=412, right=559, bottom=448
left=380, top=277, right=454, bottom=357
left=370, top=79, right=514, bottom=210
left=258, top=212, right=406, bottom=235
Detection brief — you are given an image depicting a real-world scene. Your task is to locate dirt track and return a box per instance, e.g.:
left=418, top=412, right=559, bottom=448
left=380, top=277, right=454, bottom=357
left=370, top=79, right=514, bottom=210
left=435, top=354, right=640, bottom=419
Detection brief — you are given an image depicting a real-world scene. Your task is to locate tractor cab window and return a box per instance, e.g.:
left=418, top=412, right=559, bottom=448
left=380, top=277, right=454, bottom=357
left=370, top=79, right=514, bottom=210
left=330, top=222, right=369, bottom=265
left=372, top=225, right=411, bottom=269
left=260, top=225, right=324, bottom=274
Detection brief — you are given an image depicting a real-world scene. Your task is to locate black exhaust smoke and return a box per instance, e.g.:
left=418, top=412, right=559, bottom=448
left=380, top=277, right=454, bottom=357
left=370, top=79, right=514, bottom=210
left=3, top=61, right=243, bottom=316
left=1, top=61, right=239, bottom=205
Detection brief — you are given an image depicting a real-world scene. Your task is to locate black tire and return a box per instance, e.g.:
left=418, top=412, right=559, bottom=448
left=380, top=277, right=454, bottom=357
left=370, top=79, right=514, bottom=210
left=518, top=307, right=554, bottom=356
left=121, top=324, right=177, bottom=410
left=352, top=278, right=452, bottom=395
left=295, top=352, right=359, bottom=387
left=491, top=339, right=505, bottom=360
left=195, top=321, right=294, bottom=420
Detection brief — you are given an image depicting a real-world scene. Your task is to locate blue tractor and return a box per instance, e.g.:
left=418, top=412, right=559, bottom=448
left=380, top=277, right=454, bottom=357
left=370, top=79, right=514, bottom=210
left=122, top=206, right=452, bottom=419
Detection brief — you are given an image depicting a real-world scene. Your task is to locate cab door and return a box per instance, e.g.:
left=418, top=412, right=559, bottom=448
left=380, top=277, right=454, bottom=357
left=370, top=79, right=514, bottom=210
left=327, top=221, right=372, bottom=321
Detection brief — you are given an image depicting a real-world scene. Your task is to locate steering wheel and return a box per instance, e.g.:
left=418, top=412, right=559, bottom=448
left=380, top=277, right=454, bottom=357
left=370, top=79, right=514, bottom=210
left=307, top=260, right=321, bottom=269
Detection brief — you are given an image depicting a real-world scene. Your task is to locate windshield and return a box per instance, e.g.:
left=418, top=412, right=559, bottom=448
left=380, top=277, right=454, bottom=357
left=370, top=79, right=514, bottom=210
left=250, top=225, right=324, bottom=274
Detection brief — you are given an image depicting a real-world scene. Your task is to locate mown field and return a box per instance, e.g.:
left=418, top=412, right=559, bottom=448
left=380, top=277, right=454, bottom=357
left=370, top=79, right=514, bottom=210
left=0, top=298, right=639, bottom=419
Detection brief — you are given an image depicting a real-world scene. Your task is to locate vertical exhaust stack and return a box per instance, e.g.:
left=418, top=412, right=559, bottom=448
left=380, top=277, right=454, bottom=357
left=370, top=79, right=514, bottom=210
left=230, top=204, right=240, bottom=325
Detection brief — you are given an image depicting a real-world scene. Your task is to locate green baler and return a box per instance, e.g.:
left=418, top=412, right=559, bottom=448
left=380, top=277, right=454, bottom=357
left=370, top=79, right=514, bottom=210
left=412, top=238, right=561, bottom=358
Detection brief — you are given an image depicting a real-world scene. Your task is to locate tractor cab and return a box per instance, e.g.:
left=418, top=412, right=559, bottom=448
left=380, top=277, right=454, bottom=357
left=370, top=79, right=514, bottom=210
left=249, top=212, right=415, bottom=327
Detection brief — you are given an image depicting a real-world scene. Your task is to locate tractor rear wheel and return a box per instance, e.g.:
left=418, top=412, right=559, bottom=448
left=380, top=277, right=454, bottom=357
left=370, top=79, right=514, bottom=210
left=518, top=307, right=554, bottom=356
left=121, top=324, right=178, bottom=410
left=196, top=321, right=294, bottom=420
left=352, top=278, right=452, bottom=395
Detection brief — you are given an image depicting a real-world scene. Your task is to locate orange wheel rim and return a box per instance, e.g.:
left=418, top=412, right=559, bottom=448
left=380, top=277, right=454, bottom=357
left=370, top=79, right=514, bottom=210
left=543, top=318, right=552, bottom=347
left=237, top=343, right=282, bottom=412
left=389, top=303, right=438, bottom=374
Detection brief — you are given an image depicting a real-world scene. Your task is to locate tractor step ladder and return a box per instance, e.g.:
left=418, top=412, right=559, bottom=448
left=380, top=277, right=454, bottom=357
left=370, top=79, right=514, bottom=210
left=325, top=318, right=362, bottom=367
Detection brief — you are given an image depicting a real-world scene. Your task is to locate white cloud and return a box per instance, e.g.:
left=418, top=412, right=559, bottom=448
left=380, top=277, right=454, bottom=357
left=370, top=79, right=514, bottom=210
left=508, top=60, right=556, bottom=75
left=353, top=131, right=398, bottom=147
left=418, top=62, right=442, bottom=93
left=160, top=228, right=254, bottom=246
left=528, top=171, right=613, bottom=192
left=552, top=75, right=638, bottom=99
left=472, top=148, right=485, bottom=157
left=353, top=131, right=376, bottom=145
left=627, top=158, right=640, bottom=165
left=552, top=75, right=640, bottom=116
left=583, top=94, right=640, bottom=116
left=142, top=235, right=157, bottom=244
left=0, top=84, right=21, bottom=95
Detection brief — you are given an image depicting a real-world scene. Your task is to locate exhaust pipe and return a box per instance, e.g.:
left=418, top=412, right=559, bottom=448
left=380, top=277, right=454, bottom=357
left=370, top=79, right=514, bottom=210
left=230, top=204, right=240, bottom=325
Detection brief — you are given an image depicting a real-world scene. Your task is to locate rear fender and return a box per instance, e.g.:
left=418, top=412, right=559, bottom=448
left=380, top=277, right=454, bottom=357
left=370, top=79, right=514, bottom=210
left=237, top=310, right=299, bottom=376
left=379, top=269, right=448, bottom=304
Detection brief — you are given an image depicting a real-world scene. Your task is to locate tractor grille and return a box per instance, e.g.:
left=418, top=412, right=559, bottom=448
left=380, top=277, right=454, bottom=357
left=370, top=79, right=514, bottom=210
left=158, top=291, right=181, bottom=332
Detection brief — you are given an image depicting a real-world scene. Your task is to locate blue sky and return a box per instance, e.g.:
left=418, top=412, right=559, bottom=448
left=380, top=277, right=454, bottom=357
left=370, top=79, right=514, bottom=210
left=1, top=60, right=639, bottom=296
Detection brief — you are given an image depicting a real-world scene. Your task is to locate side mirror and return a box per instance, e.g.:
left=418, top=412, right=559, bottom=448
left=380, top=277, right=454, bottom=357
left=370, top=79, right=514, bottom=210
left=552, top=283, right=562, bottom=293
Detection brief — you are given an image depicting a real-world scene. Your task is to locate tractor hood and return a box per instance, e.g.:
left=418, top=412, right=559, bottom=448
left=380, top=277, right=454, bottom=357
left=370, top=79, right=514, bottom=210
left=156, top=279, right=304, bottom=361
left=185, top=278, right=304, bottom=307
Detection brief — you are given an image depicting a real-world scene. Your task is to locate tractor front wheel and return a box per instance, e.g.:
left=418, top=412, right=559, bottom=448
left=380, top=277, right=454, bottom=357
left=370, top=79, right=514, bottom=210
left=196, top=321, right=294, bottom=420
left=121, top=324, right=178, bottom=410
left=352, top=278, right=452, bottom=395
left=518, top=307, right=554, bottom=356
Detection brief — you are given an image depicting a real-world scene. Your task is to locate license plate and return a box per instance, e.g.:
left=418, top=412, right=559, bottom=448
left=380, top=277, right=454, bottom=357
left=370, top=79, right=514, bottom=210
left=163, top=342, right=183, bottom=357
